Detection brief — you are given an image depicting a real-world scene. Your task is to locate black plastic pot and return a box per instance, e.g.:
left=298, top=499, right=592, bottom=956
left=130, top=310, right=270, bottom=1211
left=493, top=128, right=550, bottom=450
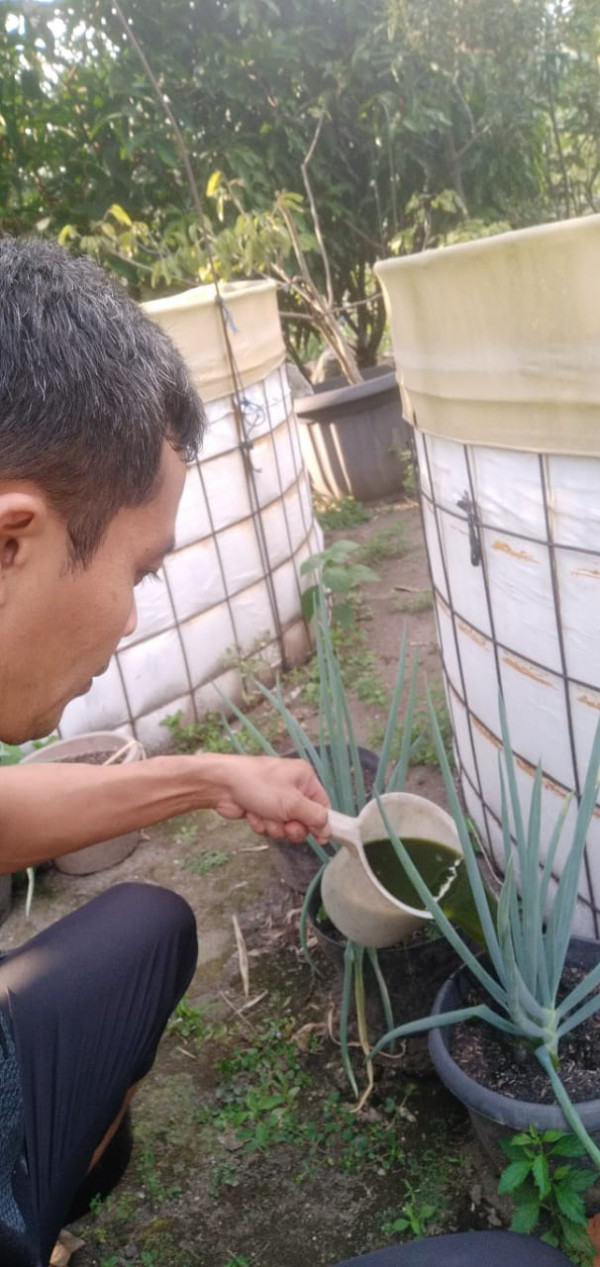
left=271, top=745, right=379, bottom=894
left=308, top=877, right=465, bottom=1076
left=0, top=875, right=11, bottom=928
left=430, top=936, right=600, bottom=1186
left=295, top=366, right=410, bottom=502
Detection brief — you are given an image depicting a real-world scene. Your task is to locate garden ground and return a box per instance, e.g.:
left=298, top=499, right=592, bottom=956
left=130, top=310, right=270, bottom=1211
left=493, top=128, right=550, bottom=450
left=1, top=499, right=512, bottom=1267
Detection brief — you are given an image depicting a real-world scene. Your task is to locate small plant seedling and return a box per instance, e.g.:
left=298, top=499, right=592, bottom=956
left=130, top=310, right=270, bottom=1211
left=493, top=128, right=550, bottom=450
left=499, top=1127, right=598, bottom=1264
left=380, top=1183, right=437, bottom=1239
left=183, top=849, right=230, bottom=875
left=168, top=996, right=227, bottom=1044
left=300, top=538, right=378, bottom=625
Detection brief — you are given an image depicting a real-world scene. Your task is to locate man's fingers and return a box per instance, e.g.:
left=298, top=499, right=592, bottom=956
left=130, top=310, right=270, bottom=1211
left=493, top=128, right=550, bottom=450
left=246, top=812, right=267, bottom=835
left=288, top=792, right=330, bottom=841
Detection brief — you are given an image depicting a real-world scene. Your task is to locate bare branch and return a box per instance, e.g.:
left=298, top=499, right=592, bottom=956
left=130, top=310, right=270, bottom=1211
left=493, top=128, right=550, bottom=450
left=301, top=104, right=335, bottom=310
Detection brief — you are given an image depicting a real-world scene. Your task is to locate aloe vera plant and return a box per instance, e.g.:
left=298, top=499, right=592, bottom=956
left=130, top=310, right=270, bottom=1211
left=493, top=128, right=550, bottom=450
left=219, top=582, right=420, bottom=1097
left=370, top=691, right=600, bottom=1165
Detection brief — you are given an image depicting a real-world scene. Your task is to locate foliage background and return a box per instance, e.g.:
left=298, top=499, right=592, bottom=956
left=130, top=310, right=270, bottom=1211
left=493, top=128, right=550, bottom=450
left=2, top=0, right=600, bottom=363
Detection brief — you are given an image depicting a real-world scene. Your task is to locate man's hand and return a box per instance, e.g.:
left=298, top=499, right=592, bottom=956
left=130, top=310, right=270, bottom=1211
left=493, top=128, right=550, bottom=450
left=210, top=755, right=330, bottom=845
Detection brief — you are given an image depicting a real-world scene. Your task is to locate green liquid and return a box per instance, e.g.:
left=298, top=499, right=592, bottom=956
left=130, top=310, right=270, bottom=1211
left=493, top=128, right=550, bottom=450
left=364, top=837, right=492, bottom=946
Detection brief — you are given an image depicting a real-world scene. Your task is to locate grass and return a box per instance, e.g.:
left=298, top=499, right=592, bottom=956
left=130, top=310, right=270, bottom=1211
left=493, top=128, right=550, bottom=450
left=357, top=522, right=409, bottom=566
left=193, top=1011, right=409, bottom=1187
left=183, top=849, right=230, bottom=875
left=314, top=495, right=370, bottom=529
left=390, top=589, right=433, bottom=614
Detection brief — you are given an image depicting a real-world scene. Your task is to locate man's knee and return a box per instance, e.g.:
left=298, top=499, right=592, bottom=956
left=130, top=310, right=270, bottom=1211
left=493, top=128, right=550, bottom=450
left=104, top=882, right=197, bottom=964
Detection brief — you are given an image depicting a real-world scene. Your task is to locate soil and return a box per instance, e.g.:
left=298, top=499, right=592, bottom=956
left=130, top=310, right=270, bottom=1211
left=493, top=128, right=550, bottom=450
left=58, top=751, right=123, bottom=766
left=450, top=966, right=600, bottom=1104
left=0, top=501, right=515, bottom=1267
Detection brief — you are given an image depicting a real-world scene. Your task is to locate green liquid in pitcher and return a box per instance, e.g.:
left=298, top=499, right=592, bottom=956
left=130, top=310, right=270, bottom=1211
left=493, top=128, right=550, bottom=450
left=364, top=837, right=492, bottom=946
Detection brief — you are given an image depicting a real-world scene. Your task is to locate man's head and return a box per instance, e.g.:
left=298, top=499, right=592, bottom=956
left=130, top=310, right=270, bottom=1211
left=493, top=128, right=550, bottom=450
left=0, top=237, right=205, bottom=742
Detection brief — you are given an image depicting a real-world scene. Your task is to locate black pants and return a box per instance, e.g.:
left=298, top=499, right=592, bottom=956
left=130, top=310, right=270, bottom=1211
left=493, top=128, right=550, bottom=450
left=0, top=882, right=197, bottom=1265
left=335, top=1231, right=571, bottom=1265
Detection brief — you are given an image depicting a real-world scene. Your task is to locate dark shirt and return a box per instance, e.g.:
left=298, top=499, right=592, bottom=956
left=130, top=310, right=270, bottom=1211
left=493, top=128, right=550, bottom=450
left=0, top=1002, right=39, bottom=1265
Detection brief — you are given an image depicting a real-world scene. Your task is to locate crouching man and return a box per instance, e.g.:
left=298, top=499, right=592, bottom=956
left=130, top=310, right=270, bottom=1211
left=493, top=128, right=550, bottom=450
left=0, top=238, right=330, bottom=1265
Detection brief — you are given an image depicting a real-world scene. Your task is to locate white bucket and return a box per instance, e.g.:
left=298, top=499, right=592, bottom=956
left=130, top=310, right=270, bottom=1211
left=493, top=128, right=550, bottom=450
left=376, top=216, right=600, bottom=937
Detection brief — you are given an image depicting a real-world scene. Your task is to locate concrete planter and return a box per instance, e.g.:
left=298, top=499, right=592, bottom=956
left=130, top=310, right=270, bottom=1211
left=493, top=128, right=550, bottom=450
left=22, top=732, right=143, bottom=874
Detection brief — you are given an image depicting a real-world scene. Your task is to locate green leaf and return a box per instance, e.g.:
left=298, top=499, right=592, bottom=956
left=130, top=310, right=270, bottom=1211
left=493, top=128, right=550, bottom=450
left=498, top=1159, right=533, bottom=1194
left=550, top=1134, right=589, bottom=1157
left=554, top=1185, right=587, bottom=1224
left=510, top=1198, right=541, bottom=1235
left=532, top=1152, right=551, bottom=1198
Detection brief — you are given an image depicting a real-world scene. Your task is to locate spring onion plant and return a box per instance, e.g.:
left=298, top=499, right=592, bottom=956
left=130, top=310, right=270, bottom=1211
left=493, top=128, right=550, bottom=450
left=370, top=692, right=600, bottom=1165
left=219, top=582, right=420, bottom=1098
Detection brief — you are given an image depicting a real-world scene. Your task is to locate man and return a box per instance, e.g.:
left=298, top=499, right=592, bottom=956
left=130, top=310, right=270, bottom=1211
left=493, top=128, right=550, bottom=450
left=0, top=237, right=330, bottom=1265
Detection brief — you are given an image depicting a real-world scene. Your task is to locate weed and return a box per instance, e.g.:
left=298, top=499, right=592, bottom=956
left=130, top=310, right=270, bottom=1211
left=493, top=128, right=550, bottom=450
left=161, top=707, right=280, bottom=758
left=358, top=523, right=408, bottom=566
left=314, top=495, right=369, bottom=530
left=300, top=539, right=378, bottom=626
left=183, top=849, right=230, bottom=875
left=168, top=996, right=227, bottom=1045
left=284, top=612, right=388, bottom=716
left=219, top=633, right=273, bottom=704
left=391, top=589, right=433, bottom=615
left=223, top=1257, right=250, bottom=1267
left=499, top=1127, right=598, bottom=1264
left=369, top=679, right=452, bottom=770
left=161, top=710, right=234, bottom=756
left=400, top=448, right=418, bottom=498
left=137, top=1147, right=181, bottom=1204
left=380, top=1184, right=436, bottom=1238
left=198, top=1015, right=406, bottom=1189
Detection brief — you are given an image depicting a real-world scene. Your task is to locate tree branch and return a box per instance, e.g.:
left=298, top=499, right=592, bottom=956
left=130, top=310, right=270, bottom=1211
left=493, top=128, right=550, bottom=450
left=301, top=103, right=335, bottom=310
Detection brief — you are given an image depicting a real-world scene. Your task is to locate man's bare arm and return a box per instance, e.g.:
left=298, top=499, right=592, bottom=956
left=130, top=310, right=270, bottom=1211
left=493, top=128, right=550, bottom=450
left=0, top=753, right=330, bottom=872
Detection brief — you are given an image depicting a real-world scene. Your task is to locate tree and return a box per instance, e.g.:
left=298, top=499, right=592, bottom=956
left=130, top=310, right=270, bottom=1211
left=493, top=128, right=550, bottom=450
left=2, top=0, right=600, bottom=369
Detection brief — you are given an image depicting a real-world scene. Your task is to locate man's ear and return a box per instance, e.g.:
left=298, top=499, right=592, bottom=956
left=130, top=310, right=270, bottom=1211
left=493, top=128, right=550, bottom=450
left=0, top=490, right=49, bottom=593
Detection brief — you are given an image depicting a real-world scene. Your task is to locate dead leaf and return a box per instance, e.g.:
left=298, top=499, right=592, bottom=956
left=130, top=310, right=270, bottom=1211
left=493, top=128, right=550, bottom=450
left=50, top=1229, right=85, bottom=1266
left=232, top=914, right=250, bottom=998
left=587, top=1212, right=600, bottom=1262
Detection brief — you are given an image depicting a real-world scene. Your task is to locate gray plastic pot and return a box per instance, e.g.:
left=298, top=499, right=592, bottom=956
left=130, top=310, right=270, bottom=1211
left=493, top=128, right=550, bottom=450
left=22, top=731, right=143, bottom=874
left=295, top=366, right=409, bottom=502
left=429, top=936, right=600, bottom=1189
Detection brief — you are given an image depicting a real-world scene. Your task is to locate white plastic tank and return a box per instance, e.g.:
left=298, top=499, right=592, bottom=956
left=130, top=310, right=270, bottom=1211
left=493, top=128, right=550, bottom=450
left=376, top=216, right=600, bottom=936
left=58, top=280, right=322, bottom=748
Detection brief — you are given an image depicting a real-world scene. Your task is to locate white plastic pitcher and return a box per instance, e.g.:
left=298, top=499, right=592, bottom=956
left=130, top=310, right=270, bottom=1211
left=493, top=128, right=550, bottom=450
left=322, top=792, right=462, bottom=948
